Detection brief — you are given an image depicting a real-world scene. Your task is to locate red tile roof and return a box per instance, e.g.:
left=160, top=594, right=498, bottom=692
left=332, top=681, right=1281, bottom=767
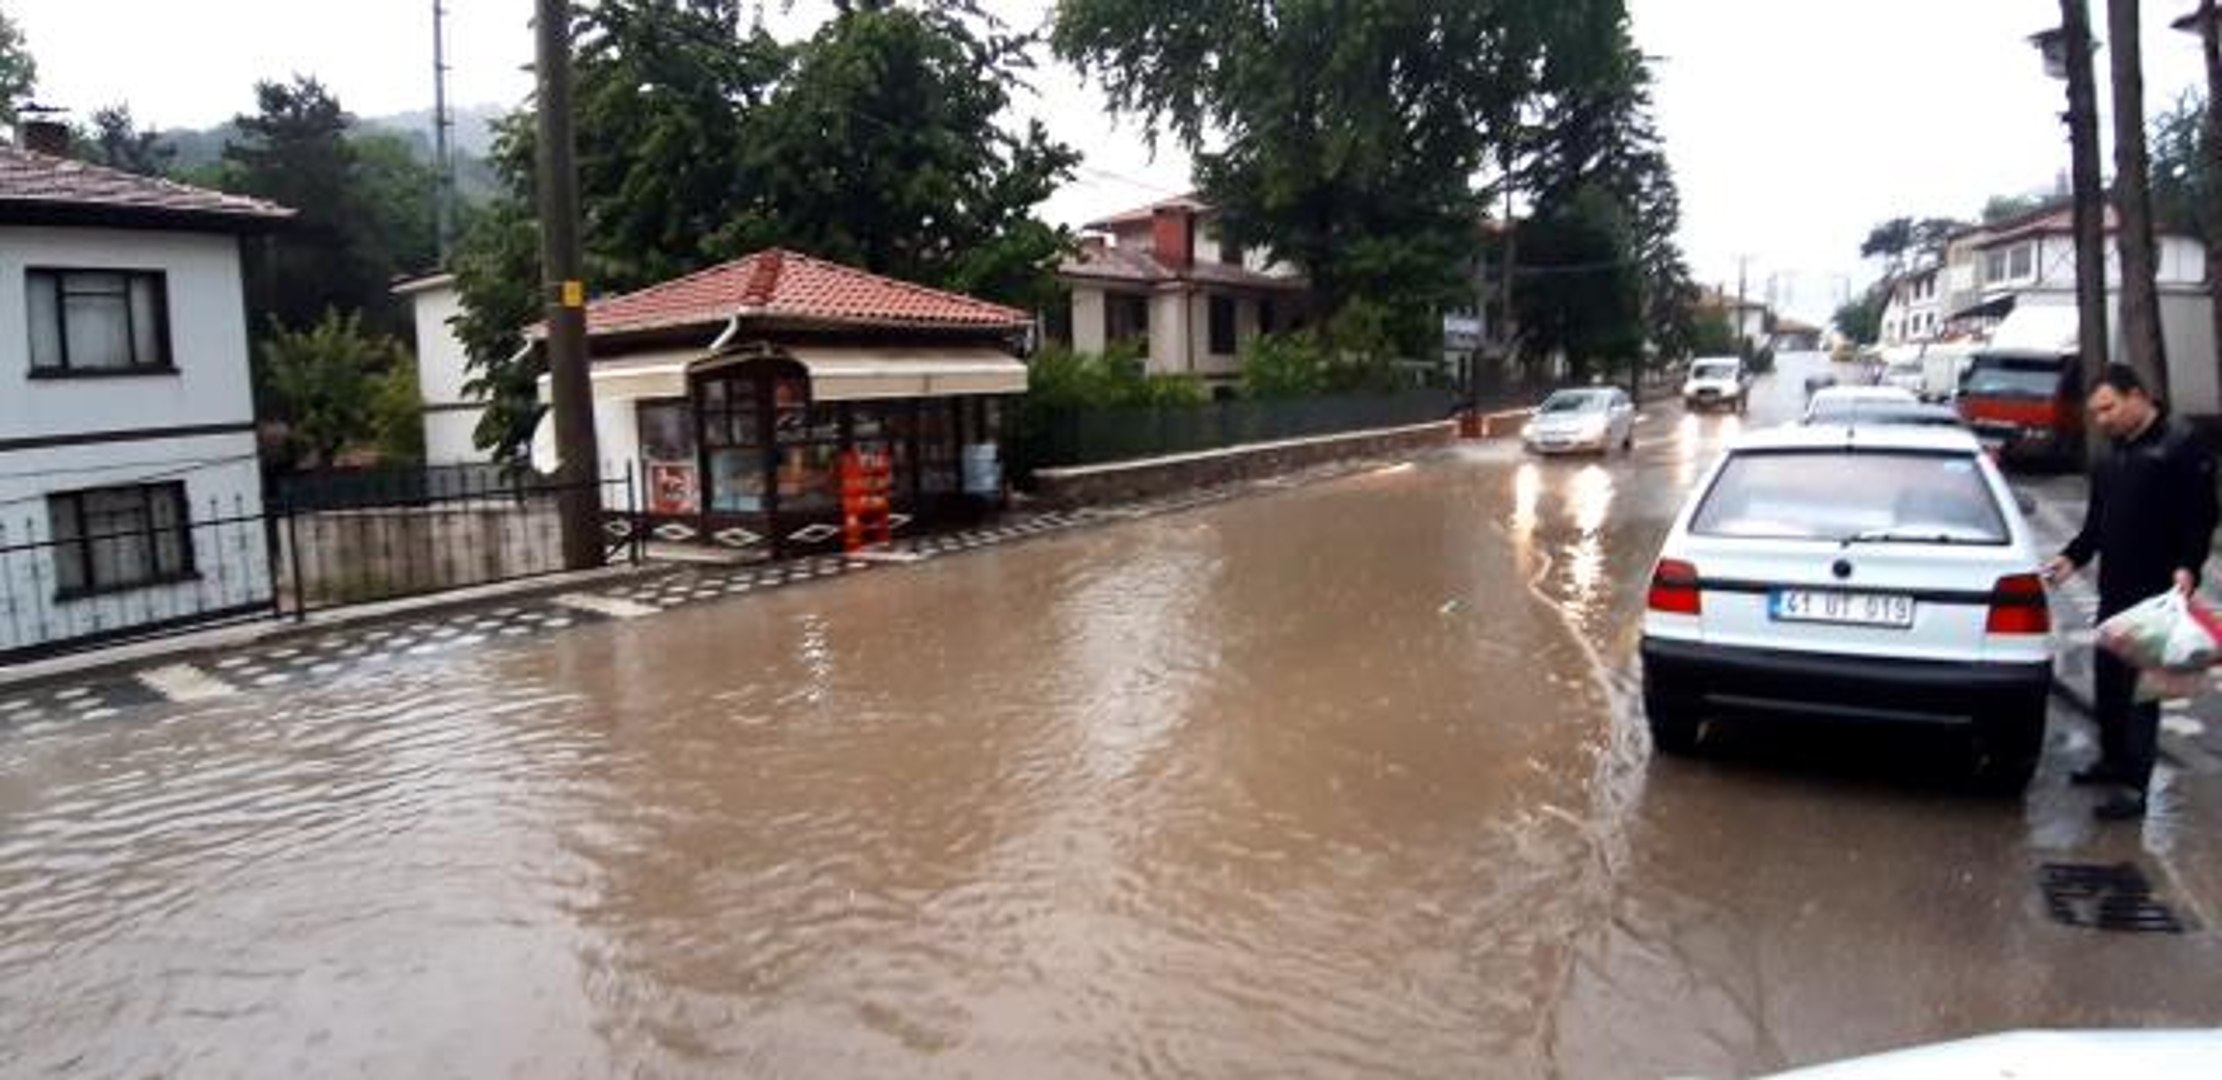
left=1057, top=242, right=1308, bottom=291
left=579, top=249, right=1031, bottom=337
left=0, top=145, right=292, bottom=228
left=1084, top=193, right=1207, bottom=231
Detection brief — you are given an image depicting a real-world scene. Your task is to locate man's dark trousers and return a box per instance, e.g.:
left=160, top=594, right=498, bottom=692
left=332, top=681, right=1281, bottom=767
left=2090, top=617, right=2161, bottom=791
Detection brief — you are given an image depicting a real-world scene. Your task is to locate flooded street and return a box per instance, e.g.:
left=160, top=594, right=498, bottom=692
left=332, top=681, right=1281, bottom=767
left=5, top=354, right=2221, bottom=1077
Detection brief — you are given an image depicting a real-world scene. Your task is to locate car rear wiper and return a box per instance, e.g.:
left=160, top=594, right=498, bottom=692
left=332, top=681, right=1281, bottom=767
left=1842, top=529, right=1990, bottom=546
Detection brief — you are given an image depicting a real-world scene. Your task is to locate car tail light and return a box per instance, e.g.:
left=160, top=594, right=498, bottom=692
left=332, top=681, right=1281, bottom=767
left=1648, top=559, right=1702, bottom=616
left=1987, top=573, right=2050, bottom=635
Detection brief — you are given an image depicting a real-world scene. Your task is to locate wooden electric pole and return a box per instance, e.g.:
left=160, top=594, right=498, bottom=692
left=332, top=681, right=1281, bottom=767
left=2044, top=7, right=2111, bottom=406
left=534, top=0, right=602, bottom=570
left=2109, top=0, right=2172, bottom=399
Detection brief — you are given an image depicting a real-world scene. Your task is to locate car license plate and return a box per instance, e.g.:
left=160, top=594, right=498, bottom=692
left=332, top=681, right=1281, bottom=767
left=1770, top=589, right=1915, bottom=628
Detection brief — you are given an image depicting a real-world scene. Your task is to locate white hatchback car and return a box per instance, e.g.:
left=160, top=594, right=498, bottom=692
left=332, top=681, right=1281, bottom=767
left=1640, top=423, right=2052, bottom=790
left=1523, top=387, right=1636, bottom=455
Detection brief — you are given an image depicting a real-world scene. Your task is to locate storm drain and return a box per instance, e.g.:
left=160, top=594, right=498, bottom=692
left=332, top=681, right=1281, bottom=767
left=2039, top=862, right=2189, bottom=933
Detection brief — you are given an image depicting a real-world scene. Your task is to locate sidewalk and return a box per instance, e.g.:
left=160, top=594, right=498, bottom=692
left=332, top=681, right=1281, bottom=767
left=0, top=453, right=1417, bottom=728
left=2017, top=473, right=2222, bottom=773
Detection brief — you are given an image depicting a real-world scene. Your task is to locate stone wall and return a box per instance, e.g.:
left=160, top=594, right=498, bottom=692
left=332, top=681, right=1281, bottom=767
left=1028, top=421, right=1456, bottom=509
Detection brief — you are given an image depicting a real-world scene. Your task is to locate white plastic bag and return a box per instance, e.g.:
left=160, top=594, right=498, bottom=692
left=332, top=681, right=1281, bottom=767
left=2098, top=590, right=2222, bottom=672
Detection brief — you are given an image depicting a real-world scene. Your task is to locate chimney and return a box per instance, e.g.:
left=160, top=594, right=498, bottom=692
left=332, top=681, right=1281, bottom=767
left=17, top=119, right=70, bottom=157
left=1152, top=204, right=1194, bottom=272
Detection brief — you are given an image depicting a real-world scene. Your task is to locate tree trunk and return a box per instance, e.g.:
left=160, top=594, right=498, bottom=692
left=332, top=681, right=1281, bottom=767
left=2065, top=0, right=2110, bottom=409
left=2109, top=0, right=2171, bottom=399
left=2198, top=0, right=2222, bottom=408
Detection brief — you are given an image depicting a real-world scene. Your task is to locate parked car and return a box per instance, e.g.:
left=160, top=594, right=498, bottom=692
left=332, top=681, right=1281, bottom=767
left=1801, top=385, right=1963, bottom=429
left=1639, top=422, right=2052, bottom=791
left=1957, top=350, right=2084, bottom=469
left=1881, top=352, right=1926, bottom=397
left=1523, top=386, right=1636, bottom=455
left=1682, top=356, right=1748, bottom=413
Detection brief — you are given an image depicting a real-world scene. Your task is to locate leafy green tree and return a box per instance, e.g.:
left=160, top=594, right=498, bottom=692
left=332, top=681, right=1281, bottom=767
left=1053, top=0, right=1568, bottom=350
left=726, top=0, right=1078, bottom=312
left=257, top=309, right=412, bottom=470
left=1517, top=1, right=1692, bottom=373
left=1832, top=287, right=1886, bottom=345
left=77, top=104, right=173, bottom=175
left=1983, top=192, right=2059, bottom=224
left=1514, top=184, right=1643, bottom=381
left=2152, top=92, right=2212, bottom=242
left=224, top=77, right=435, bottom=338
left=0, top=7, right=33, bottom=127
left=1690, top=310, right=1737, bottom=355
left=454, top=0, right=1081, bottom=462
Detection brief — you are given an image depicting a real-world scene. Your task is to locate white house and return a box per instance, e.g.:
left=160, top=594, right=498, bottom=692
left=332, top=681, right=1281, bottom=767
left=1879, top=264, right=1945, bottom=346
left=1056, top=195, right=1309, bottom=389
left=392, top=272, right=493, bottom=465
left=0, top=130, right=291, bottom=661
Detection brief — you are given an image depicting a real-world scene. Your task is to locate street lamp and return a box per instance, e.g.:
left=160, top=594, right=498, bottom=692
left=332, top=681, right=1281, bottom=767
left=2033, top=12, right=2109, bottom=404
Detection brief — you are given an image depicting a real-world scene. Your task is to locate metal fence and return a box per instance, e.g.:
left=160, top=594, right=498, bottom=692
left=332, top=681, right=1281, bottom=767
left=274, top=472, right=639, bottom=618
left=1015, top=389, right=1465, bottom=472
left=1, top=473, right=639, bottom=666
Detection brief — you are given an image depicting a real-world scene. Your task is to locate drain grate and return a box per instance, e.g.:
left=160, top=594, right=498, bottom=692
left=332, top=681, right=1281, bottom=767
left=2039, top=862, right=2189, bottom=933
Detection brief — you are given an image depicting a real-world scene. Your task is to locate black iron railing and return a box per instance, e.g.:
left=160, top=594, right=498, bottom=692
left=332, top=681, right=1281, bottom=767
left=1, top=472, right=640, bottom=666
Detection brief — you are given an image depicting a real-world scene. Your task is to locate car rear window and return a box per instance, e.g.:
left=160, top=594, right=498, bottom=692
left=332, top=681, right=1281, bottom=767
left=1691, top=450, right=2008, bottom=544
left=1692, top=363, right=1736, bottom=380
left=1962, top=358, right=2063, bottom=398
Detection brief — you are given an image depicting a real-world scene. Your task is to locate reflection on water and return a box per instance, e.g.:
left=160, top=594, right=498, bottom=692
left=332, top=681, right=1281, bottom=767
left=1563, top=465, right=1616, bottom=618
left=1510, top=461, right=1541, bottom=541
left=0, top=460, right=1623, bottom=1078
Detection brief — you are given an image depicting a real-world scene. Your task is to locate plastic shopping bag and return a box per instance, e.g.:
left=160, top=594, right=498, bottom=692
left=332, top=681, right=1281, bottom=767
left=2098, top=589, right=2222, bottom=672
left=2137, top=667, right=2210, bottom=703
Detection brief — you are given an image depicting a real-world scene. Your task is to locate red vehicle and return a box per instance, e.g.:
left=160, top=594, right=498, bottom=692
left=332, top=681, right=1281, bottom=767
left=1956, top=351, right=2084, bottom=468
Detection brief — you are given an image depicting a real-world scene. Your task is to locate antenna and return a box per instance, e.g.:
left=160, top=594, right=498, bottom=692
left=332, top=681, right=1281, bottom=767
left=432, top=0, right=455, bottom=262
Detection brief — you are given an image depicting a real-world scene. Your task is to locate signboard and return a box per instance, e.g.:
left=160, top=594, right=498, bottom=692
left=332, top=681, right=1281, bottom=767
left=1443, top=314, right=1485, bottom=351
left=647, top=462, right=700, bottom=515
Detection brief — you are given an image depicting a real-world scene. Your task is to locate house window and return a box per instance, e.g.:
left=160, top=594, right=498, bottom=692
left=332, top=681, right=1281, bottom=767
left=1106, top=294, right=1150, bottom=355
left=1985, top=250, right=2009, bottom=283
left=26, top=269, right=173, bottom=375
left=1208, top=295, right=1237, bottom=355
left=2009, top=243, right=2034, bottom=280
left=1259, top=298, right=1278, bottom=336
left=1218, top=234, right=1242, bottom=267
left=47, top=482, right=193, bottom=597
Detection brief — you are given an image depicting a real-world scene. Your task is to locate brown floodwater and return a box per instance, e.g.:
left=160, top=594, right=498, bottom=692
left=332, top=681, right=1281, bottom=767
left=3, top=355, right=2219, bottom=1077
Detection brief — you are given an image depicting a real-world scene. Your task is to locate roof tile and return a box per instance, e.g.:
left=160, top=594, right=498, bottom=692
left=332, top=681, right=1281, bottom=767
left=581, top=249, right=1030, bottom=336
left=0, top=145, right=292, bottom=224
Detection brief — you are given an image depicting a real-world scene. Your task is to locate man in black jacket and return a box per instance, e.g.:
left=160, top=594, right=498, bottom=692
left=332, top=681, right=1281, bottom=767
left=2045, top=364, right=2220, bottom=820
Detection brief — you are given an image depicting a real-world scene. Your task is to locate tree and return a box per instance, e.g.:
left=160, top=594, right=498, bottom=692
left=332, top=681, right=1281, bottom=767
left=0, top=7, right=33, bottom=127
left=78, top=105, right=173, bottom=175
left=1982, top=192, right=2058, bottom=224
left=2108, top=0, right=2169, bottom=396
left=1858, top=215, right=1963, bottom=279
left=1515, top=184, right=1643, bottom=381
left=1832, top=286, right=1886, bottom=345
left=454, top=0, right=1082, bottom=462
left=1053, top=1, right=1571, bottom=351
left=727, top=0, right=1078, bottom=312
left=257, top=309, right=413, bottom=470
left=227, top=77, right=397, bottom=333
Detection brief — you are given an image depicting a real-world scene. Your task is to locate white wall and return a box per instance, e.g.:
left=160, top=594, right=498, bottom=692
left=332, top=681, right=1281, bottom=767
left=1149, top=289, right=1189, bottom=375
left=0, top=227, right=256, bottom=441
left=404, top=281, right=494, bottom=465
left=0, top=434, right=270, bottom=655
left=1071, top=285, right=1107, bottom=354
left=0, top=226, right=271, bottom=654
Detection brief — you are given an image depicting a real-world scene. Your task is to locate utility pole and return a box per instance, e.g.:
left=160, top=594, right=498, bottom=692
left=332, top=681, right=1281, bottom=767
left=535, top=0, right=602, bottom=570
left=1497, top=144, right=1519, bottom=384
left=1735, top=255, right=1751, bottom=357
left=431, top=0, right=455, bottom=262
left=2039, top=9, right=2111, bottom=411
left=2173, top=2, right=2222, bottom=404
left=2108, top=0, right=2171, bottom=398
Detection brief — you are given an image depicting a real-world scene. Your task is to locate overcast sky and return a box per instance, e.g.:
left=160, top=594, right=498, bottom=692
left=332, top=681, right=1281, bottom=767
left=9, top=1, right=2216, bottom=322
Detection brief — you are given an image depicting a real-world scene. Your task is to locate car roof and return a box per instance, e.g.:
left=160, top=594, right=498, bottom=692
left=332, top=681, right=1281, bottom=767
left=1729, top=422, right=1982, bottom=453
left=1809, top=385, right=1917, bottom=404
